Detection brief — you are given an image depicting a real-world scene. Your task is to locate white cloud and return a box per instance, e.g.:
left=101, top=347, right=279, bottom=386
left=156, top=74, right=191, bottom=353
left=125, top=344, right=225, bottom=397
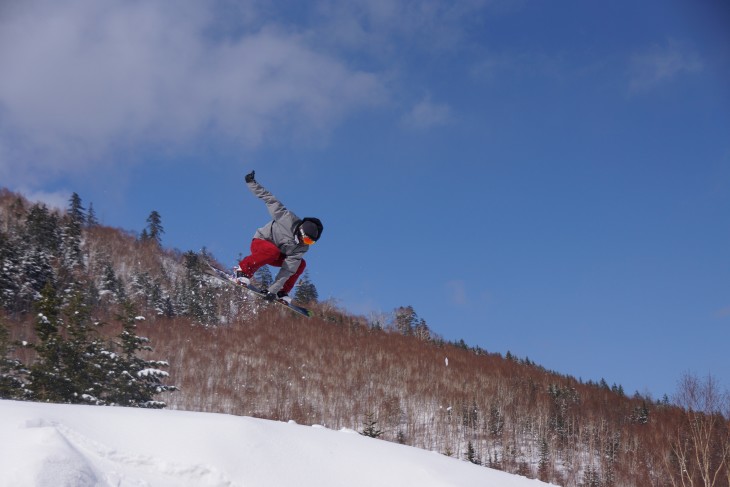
left=0, top=0, right=386, bottom=187
left=628, top=40, right=703, bottom=93
left=401, top=96, right=453, bottom=130
left=16, top=187, right=70, bottom=211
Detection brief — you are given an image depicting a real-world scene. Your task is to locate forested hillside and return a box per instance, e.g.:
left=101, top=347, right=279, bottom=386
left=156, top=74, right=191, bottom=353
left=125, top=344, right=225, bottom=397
left=1, top=188, right=728, bottom=487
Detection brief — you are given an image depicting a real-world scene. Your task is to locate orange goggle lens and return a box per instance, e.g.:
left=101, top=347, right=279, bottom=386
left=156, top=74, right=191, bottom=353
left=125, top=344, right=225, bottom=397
left=299, top=226, right=316, bottom=245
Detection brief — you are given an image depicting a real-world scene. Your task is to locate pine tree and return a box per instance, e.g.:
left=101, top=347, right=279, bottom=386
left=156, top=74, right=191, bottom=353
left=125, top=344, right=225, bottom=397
left=61, top=192, right=85, bottom=269
left=19, top=244, right=55, bottom=308
left=144, top=210, right=164, bottom=246
left=361, top=412, right=383, bottom=438
left=393, top=305, right=419, bottom=335
left=0, top=231, right=21, bottom=311
left=466, top=441, right=481, bottom=465
left=99, top=260, right=124, bottom=303
left=294, top=270, right=318, bottom=303
left=59, top=290, right=108, bottom=404
left=25, top=203, right=60, bottom=254
left=28, top=283, right=72, bottom=402
left=180, top=251, right=216, bottom=324
left=86, top=202, right=99, bottom=228
left=254, top=266, right=273, bottom=289
left=104, top=300, right=175, bottom=407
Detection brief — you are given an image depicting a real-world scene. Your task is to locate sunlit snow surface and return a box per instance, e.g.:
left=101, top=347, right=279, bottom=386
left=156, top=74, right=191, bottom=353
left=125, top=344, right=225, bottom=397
left=0, top=400, right=556, bottom=486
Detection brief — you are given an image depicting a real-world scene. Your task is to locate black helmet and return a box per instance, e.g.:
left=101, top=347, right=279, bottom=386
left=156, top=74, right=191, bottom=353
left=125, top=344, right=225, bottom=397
left=300, top=221, right=319, bottom=240
left=297, top=218, right=323, bottom=245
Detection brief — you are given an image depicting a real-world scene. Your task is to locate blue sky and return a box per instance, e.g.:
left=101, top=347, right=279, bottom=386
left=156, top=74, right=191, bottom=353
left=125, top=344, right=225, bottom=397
left=2, top=0, right=728, bottom=399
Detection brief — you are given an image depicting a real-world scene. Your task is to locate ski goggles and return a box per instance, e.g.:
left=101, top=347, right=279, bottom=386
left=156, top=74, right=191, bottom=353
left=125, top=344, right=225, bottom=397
left=299, top=228, right=316, bottom=245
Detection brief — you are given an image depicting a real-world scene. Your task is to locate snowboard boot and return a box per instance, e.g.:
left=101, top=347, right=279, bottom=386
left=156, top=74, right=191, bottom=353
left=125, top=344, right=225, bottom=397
left=233, top=266, right=251, bottom=286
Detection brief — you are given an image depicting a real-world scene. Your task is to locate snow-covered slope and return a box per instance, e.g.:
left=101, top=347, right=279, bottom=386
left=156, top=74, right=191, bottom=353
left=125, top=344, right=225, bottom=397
left=0, top=400, right=555, bottom=487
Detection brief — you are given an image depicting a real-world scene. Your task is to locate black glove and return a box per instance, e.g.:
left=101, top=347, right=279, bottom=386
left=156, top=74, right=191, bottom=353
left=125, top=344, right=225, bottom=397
left=245, top=170, right=256, bottom=183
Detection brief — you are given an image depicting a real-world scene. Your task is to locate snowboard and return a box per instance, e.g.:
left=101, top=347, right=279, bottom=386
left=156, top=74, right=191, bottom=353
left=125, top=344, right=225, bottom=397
left=205, top=263, right=313, bottom=318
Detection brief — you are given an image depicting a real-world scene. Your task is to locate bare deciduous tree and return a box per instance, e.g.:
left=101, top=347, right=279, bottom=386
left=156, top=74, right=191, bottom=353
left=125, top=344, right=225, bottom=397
left=671, top=372, right=729, bottom=487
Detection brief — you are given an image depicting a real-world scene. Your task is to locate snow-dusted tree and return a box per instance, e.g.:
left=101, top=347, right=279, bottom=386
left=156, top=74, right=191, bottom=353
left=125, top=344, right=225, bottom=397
left=61, top=192, right=85, bottom=269
left=294, top=271, right=318, bottom=303
left=58, top=290, right=109, bottom=404
left=130, top=271, right=165, bottom=314
left=18, top=244, right=55, bottom=308
left=27, top=283, right=71, bottom=402
left=103, top=301, right=175, bottom=407
left=99, top=260, right=125, bottom=303
left=0, top=232, right=21, bottom=310
left=179, top=251, right=216, bottom=324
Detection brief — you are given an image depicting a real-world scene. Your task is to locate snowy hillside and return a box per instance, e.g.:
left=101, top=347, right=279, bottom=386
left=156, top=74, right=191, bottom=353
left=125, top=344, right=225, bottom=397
left=0, top=400, right=555, bottom=487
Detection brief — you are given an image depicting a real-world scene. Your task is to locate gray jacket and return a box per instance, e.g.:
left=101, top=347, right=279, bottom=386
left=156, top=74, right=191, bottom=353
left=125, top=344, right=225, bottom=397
left=247, top=180, right=309, bottom=294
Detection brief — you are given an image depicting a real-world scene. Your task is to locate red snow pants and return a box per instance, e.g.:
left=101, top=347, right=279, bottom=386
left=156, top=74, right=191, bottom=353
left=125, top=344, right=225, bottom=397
left=238, top=238, right=306, bottom=294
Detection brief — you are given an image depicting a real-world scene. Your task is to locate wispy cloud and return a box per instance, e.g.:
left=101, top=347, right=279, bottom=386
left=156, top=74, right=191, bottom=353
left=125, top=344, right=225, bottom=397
left=628, top=40, right=703, bottom=93
left=0, top=0, right=386, bottom=187
left=15, top=188, right=70, bottom=211
left=445, top=280, right=469, bottom=306
left=401, top=95, right=453, bottom=130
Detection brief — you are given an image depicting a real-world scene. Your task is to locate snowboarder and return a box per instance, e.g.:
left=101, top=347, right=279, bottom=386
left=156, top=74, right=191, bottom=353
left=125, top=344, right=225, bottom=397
left=235, top=170, right=323, bottom=304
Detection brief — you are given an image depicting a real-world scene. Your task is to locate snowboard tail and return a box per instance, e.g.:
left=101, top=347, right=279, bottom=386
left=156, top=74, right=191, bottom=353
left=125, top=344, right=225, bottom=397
left=205, top=263, right=313, bottom=318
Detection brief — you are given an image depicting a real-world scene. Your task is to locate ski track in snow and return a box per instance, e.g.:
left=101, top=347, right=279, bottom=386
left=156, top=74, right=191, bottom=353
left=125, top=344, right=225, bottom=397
left=0, top=400, right=555, bottom=487
left=14, top=418, right=237, bottom=487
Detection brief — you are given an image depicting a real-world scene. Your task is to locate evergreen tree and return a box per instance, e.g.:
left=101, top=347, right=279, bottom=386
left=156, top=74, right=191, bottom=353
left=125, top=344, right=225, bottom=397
left=254, top=266, right=273, bottom=289
left=180, top=251, right=216, bottom=324
left=59, top=290, right=108, bottom=404
left=19, top=244, right=55, bottom=308
left=99, top=260, right=124, bottom=303
left=631, top=401, right=650, bottom=424
left=144, top=210, right=164, bottom=246
left=104, top=300, right=175, bottom=407
left=466, top=441, right=481, bottom=465
left=361, top=412, right=383, bottom=438
left=61, top=192, right=85, bottom=269
left=86, top=202, right=99, bottom=228
left=294, top=270, right=318, bottom=303
left=25, top=203, right=60, bottom=254
left=393, top=305, right=419, bottom=335
left=28, top=283, right=72, bottom=402
left=0, top=231, right=21, bottom=311
left=489, top=404, right=505, bottom=437
left=130, top=271, right=166, bottom=317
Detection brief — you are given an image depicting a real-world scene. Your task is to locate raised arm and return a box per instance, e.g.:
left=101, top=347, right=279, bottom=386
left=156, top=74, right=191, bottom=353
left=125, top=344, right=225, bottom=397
left=245, top=171, right=298, bottom=225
